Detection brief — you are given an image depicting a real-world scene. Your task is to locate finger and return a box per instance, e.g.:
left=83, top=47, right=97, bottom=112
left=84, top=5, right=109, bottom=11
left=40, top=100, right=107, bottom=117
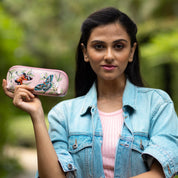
left=14, top=87, right=35, bottom=99
left=2, top=79, right=14, bottom=98
left=15, top=84, right=34, bottom=91
left=13, top=90, right=35, bottom=106
left=13, top=93, right=28, bottom=107
left=20, top=92, right=31, bottom=101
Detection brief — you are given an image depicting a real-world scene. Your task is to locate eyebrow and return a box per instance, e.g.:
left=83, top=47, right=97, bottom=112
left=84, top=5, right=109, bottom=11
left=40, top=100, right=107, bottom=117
left=90, top=39, right=128, bottom=44
left=113, top=39, right=128, bottom=43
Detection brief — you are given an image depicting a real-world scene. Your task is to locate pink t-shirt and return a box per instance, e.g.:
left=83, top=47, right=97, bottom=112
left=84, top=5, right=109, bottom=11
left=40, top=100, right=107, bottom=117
left=98, top=109, right=124, bottom=178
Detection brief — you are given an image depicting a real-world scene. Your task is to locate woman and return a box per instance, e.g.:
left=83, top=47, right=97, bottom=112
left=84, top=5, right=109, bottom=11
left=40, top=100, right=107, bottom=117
left=2, top=7, right=178, bottom=178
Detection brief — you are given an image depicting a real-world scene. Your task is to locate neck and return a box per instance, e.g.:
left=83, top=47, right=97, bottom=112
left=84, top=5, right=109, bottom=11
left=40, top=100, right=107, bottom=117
left=97, top=77, right=126, bottom=99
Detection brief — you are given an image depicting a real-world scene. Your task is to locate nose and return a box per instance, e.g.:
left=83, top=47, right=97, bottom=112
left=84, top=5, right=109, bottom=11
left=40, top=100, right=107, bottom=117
left=104, top=48, right=114, bottom=63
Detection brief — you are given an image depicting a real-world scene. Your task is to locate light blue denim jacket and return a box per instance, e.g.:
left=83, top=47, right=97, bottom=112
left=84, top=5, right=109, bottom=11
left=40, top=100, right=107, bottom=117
left=36, top=79, right=178, bottom=178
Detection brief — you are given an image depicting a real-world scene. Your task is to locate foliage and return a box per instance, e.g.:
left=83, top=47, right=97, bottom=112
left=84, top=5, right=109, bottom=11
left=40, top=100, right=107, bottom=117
left=139, top=19, right=178, bottom=109
left=0, top=3, right=20, bottom=154
left=0, top=157, right=23, bottom=178
left=0, top=0, right=178, bottom=176
left=141, top=30, right=178, bottom=66
left=8, top=115, right=48, bottom=148
left=0, top=3, right=39, bottom=176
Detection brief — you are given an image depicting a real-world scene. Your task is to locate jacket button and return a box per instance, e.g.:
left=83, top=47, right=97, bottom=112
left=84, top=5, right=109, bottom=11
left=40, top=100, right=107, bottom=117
left=72, top=144, right=78, bottom=149
left=140, top=140, right=144, bottom=150
left=140, top=144, right=144, bottom=150
left=68, top=164, right=73, bottom=170
left=73, top=139, right=78, bottom=149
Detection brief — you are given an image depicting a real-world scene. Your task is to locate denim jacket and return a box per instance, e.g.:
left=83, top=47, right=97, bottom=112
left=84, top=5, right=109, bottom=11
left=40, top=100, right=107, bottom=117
left=36, top=80, right=178, bottom=178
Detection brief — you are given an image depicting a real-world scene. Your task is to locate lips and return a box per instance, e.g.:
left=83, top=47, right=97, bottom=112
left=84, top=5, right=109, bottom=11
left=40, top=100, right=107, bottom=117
left=101, top=65, right=117, bottom=70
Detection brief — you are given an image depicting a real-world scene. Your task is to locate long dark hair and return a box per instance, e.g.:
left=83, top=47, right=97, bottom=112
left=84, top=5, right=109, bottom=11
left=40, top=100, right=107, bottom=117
left=75, top=7, right=144, bottom=97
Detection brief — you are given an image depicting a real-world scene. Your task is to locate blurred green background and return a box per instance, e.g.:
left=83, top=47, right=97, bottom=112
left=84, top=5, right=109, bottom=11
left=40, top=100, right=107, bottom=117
left=0, top=0, right=178, bottom=177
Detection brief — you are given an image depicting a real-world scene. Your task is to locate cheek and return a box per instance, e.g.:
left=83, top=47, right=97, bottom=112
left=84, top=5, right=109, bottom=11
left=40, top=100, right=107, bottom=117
left=87, top=52, right=102, bottom=65
left=87, top=49, right=102, bottom=60
left=86, top=56, right=101, bottom=74
left=116, top=53, right=131, bottom=69
left=117, top=49, right=131, bottom=58
left=116, top=53, right=130, bottom=64
left=88, top=59, right=99, bottom=72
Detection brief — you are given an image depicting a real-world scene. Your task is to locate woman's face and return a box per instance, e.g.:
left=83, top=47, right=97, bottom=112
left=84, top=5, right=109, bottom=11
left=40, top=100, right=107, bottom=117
left=82, top=22, right=136, bottom=83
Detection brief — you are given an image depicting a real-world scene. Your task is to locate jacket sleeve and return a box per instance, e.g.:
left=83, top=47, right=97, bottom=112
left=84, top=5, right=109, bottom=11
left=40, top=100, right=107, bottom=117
left=47, top=102, right=76, bottom=174
left=142, top=91, right=178, bottom=178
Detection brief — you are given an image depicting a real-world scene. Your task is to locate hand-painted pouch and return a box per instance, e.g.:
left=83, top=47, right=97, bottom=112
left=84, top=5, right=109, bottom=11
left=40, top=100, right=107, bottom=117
left=6, top=65, right=69, bottom=97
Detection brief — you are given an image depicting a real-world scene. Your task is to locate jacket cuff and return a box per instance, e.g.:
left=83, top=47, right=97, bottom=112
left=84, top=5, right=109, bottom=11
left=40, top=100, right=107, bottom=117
left=142, top=144, right=177, bottom=178
left=57, top=152, right=76, bottom=173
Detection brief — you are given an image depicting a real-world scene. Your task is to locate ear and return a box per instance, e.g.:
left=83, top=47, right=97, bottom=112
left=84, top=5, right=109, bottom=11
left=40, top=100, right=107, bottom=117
left=81, top=43, right=89, bottom=62
left=129, top=42, right=137, bottom=62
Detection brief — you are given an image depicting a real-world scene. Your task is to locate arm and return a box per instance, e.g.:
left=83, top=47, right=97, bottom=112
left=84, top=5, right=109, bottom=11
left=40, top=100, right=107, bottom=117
left=131, top=160, right=165, bottom=178
left=32, top=113, right=65, bottom=178
left=31, top=107, right=65, bottom=178
left=2, top=79, right=65, bottom=178
left=141, top=91, right=178, bottom=178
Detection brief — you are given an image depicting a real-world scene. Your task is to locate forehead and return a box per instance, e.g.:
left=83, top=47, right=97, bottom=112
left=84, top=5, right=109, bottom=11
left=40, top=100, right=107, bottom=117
left=88, top=22, right=130, bottom=42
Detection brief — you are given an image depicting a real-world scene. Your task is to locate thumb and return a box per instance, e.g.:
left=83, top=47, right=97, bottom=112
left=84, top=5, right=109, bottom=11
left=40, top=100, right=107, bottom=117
left=2, top=79, right=14, bottom=99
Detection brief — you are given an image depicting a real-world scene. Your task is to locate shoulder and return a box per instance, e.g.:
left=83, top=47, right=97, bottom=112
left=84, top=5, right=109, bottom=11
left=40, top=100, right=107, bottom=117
left=132, top=86, right=177, bottom=126
left=137, top=86, right=173, bottom=104
left=123, top=80, right=173, bottom=109
left=134, top=86, right=174, bottom=117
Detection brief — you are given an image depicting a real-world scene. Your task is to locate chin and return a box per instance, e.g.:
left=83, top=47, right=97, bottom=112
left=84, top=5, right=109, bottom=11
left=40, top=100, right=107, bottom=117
left=99, top=74, right=125, bottom=83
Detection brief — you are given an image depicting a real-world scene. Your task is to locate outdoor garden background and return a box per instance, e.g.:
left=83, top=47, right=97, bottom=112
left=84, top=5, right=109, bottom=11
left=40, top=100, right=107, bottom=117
left=0, top=0, right=178, bottom=177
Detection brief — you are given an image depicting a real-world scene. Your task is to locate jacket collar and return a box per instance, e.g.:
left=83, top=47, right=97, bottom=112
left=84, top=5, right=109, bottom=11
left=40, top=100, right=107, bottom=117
left=80, top=79, right=137, bottom=116
left=80, top=82, right=98, bottom=116
left=122, top=79, right=137, bottom=111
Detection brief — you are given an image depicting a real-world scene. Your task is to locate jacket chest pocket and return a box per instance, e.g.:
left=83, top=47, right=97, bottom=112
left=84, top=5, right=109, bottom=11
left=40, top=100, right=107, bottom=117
left=132, top=134, right=149, bottom=153
left=68, top=135, right=93, bottom=178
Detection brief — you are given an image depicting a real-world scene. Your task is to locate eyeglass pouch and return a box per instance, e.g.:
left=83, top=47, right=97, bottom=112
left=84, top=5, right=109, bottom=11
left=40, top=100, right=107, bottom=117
left=6, top=65, right=69, bottom=97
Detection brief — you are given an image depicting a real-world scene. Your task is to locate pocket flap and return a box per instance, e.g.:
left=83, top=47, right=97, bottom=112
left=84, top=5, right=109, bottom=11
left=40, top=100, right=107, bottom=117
left=68, top=135, right=92, bottom=153
left=132, top=134, right=149, bottom=153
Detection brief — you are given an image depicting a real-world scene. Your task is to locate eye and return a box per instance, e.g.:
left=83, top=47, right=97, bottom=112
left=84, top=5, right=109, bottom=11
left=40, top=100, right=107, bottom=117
left=114, top=43, right=124, bottom=50
left=93, top=44, right=105, bottom=50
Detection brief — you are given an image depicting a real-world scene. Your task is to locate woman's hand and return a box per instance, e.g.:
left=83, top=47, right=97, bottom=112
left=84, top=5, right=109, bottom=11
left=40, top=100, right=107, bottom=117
left=2, top=79, right=44, bottom=120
